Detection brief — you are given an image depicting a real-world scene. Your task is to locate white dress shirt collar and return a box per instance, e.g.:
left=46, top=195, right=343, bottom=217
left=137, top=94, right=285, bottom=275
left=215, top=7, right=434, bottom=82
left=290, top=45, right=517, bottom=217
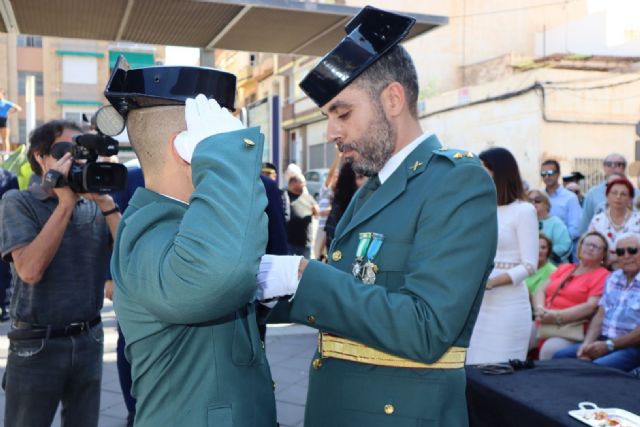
left=378, top=132, right=432, bottom=184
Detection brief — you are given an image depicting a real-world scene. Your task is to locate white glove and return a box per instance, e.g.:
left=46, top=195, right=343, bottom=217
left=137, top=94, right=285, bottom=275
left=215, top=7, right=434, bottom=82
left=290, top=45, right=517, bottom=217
left=174, top=94, right=244, bottom=163
left=256, top=255, right=302, bottom=301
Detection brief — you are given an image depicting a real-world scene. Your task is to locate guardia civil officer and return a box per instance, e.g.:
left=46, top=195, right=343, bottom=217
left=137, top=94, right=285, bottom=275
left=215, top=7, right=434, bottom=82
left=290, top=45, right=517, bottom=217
left=107, top=58, right=276, bottom=426
left=258, top=6, right=498, bottom=426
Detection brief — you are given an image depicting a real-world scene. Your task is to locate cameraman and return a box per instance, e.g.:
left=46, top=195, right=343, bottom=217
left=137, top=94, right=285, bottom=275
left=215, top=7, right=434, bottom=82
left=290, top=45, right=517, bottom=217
left=0, top=120, right=120, bottom=427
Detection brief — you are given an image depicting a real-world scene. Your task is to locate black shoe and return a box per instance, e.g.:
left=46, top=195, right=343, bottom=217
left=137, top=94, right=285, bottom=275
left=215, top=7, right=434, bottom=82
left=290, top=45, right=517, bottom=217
left=126, top=412, right=135, bottom=427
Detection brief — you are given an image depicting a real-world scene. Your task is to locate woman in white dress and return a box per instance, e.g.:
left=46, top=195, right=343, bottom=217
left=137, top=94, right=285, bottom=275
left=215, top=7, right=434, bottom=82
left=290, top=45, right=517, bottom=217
left=467, top=147, right=539, bottom=364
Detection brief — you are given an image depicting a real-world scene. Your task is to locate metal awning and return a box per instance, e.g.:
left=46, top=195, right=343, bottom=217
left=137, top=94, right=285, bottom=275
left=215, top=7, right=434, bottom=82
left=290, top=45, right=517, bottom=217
left=0, top=0, right=447, bottom=56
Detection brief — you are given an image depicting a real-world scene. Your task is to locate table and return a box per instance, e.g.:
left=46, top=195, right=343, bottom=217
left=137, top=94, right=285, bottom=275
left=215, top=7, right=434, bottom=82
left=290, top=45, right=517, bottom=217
left=466, top=359, right=640, bottom=426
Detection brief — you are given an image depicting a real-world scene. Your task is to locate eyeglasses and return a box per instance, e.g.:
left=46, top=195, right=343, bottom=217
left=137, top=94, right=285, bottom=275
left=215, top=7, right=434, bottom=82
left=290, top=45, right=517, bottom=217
left=583, top=242, right=605, bottom=251
left=604, top=161, right=626, bottom=168
left=615, top=247, right=639, bottom=257
left=540, top=170, right=557, bottom=177
left=609, top=191, right=630, bottom=198
left=529, top=197, right=544, bottom=204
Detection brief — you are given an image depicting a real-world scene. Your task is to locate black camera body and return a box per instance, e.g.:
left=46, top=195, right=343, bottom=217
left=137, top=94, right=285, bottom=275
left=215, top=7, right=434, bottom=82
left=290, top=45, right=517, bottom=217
left=49, top=133, right=128, bottom=193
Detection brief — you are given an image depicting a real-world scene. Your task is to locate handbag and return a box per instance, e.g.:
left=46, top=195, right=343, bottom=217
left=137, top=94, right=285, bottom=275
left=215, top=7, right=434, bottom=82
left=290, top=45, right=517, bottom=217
left=537, top=321, right=585, bottom=341
left=536, top=265, right=585, bottom=342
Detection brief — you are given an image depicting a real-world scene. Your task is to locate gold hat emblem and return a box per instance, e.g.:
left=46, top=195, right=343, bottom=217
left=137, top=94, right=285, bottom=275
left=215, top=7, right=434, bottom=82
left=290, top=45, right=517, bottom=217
left=465, top=151, right=474, bottom=158
left=453, top=152, right=464, bottom=159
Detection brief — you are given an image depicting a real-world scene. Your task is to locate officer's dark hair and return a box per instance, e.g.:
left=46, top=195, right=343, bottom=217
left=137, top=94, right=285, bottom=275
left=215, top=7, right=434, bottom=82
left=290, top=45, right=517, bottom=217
left=479, top=147, right=526, bottom=206
left=354, top=44, right=419, bottom=118
left=542, top=159, right=560, bottom=174
left=28, top=120, right=82, bottom=177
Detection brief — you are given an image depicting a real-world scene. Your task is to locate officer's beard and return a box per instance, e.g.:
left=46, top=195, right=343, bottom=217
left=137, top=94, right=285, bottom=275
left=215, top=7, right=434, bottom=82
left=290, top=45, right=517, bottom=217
left=339, top=104, right=396, bottom=178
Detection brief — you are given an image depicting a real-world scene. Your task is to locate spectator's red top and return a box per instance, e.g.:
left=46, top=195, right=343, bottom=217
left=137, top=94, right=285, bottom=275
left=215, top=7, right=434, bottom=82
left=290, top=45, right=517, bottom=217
left=545, top=263, right=609, bottom=310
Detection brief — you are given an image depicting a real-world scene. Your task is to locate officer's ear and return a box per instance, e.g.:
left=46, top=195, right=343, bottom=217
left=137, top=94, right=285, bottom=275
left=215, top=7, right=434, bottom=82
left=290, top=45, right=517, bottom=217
left=380, top=81, right=405, bottom=119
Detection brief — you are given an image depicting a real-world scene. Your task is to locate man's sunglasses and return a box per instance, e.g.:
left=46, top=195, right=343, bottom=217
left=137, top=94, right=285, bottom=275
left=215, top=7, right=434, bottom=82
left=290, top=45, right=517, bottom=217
left=615, top=247, right=639, bottom=257
left=604, top=161, right=625, bottom=168
left=540, top=170, right=557, bottom=177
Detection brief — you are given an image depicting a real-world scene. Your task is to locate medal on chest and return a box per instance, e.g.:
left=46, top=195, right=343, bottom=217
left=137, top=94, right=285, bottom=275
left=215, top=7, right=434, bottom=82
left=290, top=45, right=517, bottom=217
left=352, top=232, right=371, bottom=279
left=352, top=232, right=384, bottom=284
left=362, top=233, right=384, bottom=285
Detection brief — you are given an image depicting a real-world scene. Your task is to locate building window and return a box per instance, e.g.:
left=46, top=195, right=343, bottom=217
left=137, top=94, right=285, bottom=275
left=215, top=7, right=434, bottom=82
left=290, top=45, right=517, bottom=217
left=62, top=106, right=98, bottom=128
left=17, top=35, right=42, bottom=48
left=18, top=72, right=44, bottom=96
left=62, top=57, right=98, bottom=84
left=18, top=119, right=44, bottom=145
left=307, top=141, right=336, bottom=170
left=574, top=158, right=604, bottom=192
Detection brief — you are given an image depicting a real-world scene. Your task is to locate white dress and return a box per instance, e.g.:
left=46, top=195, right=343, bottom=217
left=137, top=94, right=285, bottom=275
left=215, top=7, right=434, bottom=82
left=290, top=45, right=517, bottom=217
left=466, top=200, right=538, bottom=364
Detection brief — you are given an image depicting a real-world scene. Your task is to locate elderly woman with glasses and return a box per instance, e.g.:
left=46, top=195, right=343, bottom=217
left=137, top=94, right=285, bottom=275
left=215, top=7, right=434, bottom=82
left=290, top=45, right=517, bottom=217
left=553, top=232, right=640, bottom=371
left=528, top=190, right=572, bottom=263
left=588, top=177, right=640, bottom=268
left=533, top=231, right=610, bottom=359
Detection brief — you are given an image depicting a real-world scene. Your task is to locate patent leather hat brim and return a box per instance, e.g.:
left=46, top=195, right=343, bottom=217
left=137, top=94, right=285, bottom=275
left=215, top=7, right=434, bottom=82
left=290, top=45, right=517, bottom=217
left=104, top=55, right=237, bottom=118
left=299, top=5, right=415, bottom=107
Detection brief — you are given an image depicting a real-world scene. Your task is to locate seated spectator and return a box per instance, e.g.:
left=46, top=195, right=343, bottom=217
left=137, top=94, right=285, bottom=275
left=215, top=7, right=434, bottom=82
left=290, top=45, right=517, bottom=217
left=528, top=190, right=572, bottom=263
left=588, top=177, right=640, bottom=269
left=553, top=232, right=640, bottom=371
left=533, top=231, right=609, bottom=360
left=525, top=233, right=557, bottom=298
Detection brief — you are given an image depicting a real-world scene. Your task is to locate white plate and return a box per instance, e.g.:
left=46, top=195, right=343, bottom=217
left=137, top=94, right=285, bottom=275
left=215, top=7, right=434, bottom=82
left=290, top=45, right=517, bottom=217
left=569, top=402, right=640, bottom=427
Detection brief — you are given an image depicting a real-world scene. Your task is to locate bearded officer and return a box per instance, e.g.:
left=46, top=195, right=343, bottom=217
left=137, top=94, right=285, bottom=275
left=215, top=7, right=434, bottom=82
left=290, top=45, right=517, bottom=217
left=107, top=58, right=276, bottom=426
left=258, top=6, right=498, bottom=426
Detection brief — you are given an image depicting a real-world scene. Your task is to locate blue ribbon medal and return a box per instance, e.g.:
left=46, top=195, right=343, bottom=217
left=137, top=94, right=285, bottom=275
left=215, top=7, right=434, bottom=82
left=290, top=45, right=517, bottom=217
left=352, top=232, right=372, bottom=279
left=362, top=233, right=384, bottom=285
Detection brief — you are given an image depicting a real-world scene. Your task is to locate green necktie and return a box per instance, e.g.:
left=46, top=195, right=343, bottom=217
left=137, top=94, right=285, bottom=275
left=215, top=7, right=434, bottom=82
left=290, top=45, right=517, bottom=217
left=353, top=175, right=381, bottom=213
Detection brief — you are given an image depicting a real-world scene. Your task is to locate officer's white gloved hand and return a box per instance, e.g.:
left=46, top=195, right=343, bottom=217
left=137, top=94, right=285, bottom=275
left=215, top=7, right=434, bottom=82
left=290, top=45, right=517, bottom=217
left=174, top=94, right=244, bottom=163
left=256, top=255, right=302, bottom=301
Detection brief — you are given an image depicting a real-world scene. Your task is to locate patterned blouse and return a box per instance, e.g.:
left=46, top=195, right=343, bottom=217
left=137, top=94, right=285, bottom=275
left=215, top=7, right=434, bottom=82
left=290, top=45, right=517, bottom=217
left=588, top=210, right=640, bottom=258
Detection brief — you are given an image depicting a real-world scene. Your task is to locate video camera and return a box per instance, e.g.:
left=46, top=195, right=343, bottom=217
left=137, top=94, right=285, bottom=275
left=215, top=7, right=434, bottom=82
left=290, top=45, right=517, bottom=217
left=49, top=133, right=128, bottom=193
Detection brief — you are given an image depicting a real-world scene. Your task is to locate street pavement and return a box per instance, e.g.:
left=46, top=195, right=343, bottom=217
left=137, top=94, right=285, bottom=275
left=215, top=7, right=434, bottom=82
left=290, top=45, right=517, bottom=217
left=0, top=300, right=316, bottom=426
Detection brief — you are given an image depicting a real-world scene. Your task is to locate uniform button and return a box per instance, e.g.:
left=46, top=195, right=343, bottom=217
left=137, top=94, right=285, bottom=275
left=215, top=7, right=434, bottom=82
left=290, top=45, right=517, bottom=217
left=307, top=315, right=316, bottom=325
left=384, top=404, right=395, bottom=415
left=243, top=138, right=255, bottom=147
left=272, top=381, right=276, bottom=390
left=331, top=250, right=342, bottom=262
left=312, top=358, right=323, bottom=370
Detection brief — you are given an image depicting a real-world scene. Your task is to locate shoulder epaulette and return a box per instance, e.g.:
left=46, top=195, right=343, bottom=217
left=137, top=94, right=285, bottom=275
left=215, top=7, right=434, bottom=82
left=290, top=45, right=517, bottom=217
left=433, top=147, right=478, bottom=164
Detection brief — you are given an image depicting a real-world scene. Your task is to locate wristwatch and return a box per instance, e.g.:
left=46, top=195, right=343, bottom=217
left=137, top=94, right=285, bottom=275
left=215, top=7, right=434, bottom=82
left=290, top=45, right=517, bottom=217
left=605, top=339, right=615, bottom=352
left=43, top=170, right=64, bottom=189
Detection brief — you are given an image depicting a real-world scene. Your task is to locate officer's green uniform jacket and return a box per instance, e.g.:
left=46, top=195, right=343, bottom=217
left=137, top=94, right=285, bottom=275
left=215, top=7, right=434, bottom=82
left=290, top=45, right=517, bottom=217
left=289, top=135, right=498, bottom=426
left=111, top=128, right=276, bottom=426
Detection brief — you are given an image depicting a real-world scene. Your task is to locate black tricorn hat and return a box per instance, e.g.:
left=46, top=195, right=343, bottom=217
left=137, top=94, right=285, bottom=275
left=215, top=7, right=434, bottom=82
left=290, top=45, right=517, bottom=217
left=104, top=56, right=237, bottom=119
left=562, top=171, right=586, bottom=183
left=299, top=5, right=415, bottom=107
